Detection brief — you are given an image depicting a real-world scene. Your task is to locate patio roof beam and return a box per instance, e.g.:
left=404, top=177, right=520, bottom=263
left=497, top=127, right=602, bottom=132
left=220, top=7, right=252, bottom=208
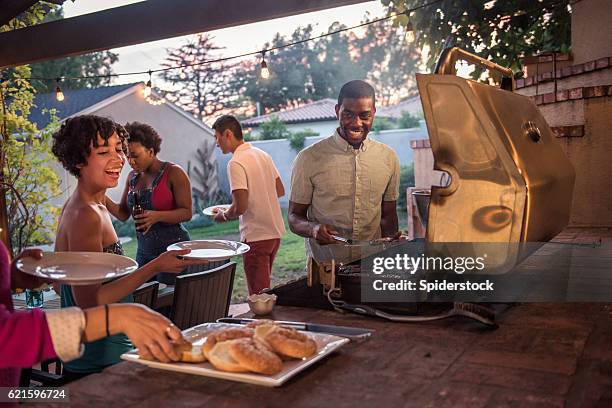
left=0, top=0, right=40, bottom=27
left=0, top=0, right=371, bottom=69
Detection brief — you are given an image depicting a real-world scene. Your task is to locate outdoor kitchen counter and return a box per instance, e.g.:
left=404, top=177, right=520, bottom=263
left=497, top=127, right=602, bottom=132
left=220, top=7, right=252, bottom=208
left=37, top=301, right=612, bottom=407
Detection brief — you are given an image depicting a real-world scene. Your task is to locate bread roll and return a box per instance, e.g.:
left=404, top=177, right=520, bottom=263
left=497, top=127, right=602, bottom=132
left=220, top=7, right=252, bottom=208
left=207, top=340, right=250, bottom=373
left=174, top=342, right=206, bottom=363
left=203, top=328, right=254, bottom=359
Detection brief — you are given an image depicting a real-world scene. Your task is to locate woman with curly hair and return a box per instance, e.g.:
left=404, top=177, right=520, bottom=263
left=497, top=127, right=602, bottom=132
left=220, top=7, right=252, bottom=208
left=52, top=115, right=203, bottom=379
left=105, top=122, right=193, bottom=285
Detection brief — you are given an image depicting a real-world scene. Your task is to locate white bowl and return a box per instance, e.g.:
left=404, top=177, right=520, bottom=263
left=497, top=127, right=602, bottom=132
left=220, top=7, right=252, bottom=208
left=247, top=293, right=277, bottom=316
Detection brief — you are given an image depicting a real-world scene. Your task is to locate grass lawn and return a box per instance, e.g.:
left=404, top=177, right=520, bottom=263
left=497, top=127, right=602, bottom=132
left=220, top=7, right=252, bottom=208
left=121, top=210, right=408, bottom=302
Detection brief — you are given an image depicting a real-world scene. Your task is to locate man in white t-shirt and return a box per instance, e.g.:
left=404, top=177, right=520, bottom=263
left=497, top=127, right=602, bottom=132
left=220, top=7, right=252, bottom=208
left=212, top=115, right=286, bottom=295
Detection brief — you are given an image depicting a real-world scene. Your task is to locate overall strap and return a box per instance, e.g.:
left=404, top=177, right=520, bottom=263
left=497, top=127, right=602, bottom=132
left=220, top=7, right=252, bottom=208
left=152, top=162, right=169, bottom=189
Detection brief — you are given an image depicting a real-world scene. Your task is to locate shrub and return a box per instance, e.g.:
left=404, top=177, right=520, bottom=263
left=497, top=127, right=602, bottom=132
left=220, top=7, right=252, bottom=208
left=260, top=116, right=290, bottom=140
left=288, top=128, right=318, bottom=151
left=371, top=117, right=396, bottom=133
left=398, top=111, right=420, bottom=129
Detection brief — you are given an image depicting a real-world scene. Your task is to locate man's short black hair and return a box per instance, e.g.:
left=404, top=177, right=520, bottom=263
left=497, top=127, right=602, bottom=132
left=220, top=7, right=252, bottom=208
left=337, top=80, right=376, bottom=106
left=212, top=115, right=243, bottom=140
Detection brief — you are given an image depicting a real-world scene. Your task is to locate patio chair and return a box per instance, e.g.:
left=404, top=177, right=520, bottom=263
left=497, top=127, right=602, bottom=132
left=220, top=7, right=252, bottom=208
left=170, top=262, right=236, bottom=330
left=132, top=281, right=159, bottom=308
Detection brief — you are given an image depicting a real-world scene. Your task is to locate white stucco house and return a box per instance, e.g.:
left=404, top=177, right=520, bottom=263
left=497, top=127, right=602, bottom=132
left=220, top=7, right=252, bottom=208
left=29, top=82, right=217, bottom=210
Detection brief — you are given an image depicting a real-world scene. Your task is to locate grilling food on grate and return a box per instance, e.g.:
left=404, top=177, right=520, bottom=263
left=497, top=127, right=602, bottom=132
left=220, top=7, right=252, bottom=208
left=203, top=327, right=254, bottom=359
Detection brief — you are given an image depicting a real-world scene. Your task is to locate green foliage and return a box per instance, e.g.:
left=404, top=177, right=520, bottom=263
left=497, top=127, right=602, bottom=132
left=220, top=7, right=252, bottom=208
left=259, top=116, right=290, bottom=140
left=398, top=110, right=420, bottom=129
left=396, top=164, right=415, bottom=210
left=384, top=0, right=571, bottom=76
left=1, top=67, right=61, bottom=254
left=288, top=128, right=318, bottom=151
left=372, top=117, right=396, bottom=133
left=0, top=3, right=49, bottom=32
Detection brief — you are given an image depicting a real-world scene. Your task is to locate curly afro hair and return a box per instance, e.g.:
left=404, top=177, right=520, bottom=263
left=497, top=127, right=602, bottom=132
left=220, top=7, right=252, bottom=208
left=124, top=122, right=162, bottom=154
left=52, top=115, right=129, bottom=178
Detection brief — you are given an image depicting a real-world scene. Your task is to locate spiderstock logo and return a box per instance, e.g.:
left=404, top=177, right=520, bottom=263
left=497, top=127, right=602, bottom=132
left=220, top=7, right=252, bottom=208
left=371, top=253, right=487, bottom=275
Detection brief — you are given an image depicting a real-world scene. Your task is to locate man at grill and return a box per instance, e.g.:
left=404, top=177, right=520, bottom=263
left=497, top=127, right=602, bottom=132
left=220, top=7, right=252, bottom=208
left=288, top=80, right=401, bottom=264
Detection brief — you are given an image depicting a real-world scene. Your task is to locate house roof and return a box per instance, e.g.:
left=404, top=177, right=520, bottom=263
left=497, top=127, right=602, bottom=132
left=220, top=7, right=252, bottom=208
left=241, top=98, right=338, bottom=127
left=241, top=96, right=422, bottom=127
left=28, top=83, right=138, bottom=129
left=376, top=95, right=423, bottom=119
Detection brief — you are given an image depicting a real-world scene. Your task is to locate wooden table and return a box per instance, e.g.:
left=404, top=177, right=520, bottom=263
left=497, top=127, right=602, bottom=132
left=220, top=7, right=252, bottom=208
left=35, top=302, right=612, bottom=407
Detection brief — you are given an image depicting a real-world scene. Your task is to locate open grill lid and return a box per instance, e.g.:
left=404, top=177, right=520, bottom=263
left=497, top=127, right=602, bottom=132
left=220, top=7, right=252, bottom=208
left=417, top=48, right=575, bottom=243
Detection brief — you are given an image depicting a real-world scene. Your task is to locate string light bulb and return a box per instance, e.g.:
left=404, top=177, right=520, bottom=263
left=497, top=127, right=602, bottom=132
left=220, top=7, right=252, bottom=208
left=260, top=51, right=270, bottom=80
left=55, top=78, right=64, bottom=102
left=143, top=70, right=152, bottom=98
left=405, top=21, right=416, bottom=43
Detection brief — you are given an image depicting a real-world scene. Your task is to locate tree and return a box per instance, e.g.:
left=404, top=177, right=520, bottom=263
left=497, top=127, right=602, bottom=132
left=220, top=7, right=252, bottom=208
left=234, top=26, right=322, bottom=112
left=28, top=8, right=118, bottom=93
left=228, top=16, right=423, bottom=115
left=1, top=8, right=62, bottom=255
left=382, top=0, right=572, bottom=76
left=350, top=17, right=422, bottom=105
left=161, top=34, right=237, bottom=121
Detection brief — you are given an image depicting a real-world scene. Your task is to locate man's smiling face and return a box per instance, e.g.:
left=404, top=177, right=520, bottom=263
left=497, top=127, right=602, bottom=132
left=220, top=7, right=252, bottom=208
left=335, top=97, right=376, bottom=147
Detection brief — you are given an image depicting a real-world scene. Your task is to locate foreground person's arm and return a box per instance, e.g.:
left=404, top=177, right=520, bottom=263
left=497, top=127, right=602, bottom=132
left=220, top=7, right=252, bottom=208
left=68, top=207, right=201, bottom=307
left=81, top=304, right=183, bottom=362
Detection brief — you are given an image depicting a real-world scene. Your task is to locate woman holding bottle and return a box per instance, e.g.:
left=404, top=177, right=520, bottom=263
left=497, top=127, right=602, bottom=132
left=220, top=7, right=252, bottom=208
left=106, top=122, right=193, bottom=285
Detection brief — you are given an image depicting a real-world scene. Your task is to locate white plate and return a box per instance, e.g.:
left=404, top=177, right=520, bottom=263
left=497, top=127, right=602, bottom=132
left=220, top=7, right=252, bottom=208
left=16, top=252, right=138, bottom=285
left=121, top=322, right=349, bottom=387
left=167, top=240, right=249, bottom=261
left=202, top=204, right=231, bottom=216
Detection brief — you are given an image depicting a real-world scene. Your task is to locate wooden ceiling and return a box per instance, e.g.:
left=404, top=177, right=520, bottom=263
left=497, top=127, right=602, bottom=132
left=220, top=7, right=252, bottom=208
left=0, top=0, right=371, bottom=69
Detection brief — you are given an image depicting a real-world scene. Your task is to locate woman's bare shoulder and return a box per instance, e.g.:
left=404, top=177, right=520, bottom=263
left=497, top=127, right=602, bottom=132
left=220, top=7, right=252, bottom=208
left=60, top=199, right=103, bottom=228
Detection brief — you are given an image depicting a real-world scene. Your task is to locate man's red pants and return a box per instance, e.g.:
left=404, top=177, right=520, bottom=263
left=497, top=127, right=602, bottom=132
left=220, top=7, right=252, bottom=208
left=242, top=238, right=281, bottom=295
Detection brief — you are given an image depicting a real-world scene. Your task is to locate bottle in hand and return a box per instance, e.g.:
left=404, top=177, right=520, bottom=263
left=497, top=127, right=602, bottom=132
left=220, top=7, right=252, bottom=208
left=132, top=190, right=144, bottom=231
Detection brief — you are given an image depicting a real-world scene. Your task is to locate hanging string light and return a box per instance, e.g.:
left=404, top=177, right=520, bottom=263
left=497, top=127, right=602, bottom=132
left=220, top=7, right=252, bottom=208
left=260, top=51, right=270, bottom=80
left=145, top=95, right=166, bottom=106
left=55, top=78, right=64, bottom=101
left=405, top=21, right=416, bottom=43
left=143, top=70, right=152, bottom=98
